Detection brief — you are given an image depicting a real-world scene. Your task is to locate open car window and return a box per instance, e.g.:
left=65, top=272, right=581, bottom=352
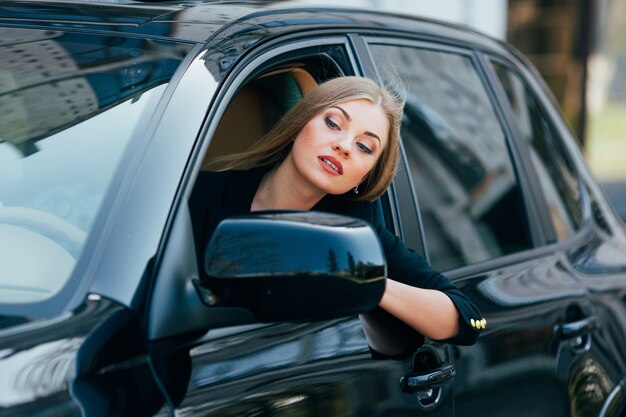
left=189, top=44, right=357, bottom=263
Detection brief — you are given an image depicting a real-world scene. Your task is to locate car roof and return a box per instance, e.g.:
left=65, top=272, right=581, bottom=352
left=0, top=0, right=510, bottom=54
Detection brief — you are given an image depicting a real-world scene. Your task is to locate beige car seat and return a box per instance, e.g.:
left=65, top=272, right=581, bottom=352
left=202, top=68, right=317, bottom=170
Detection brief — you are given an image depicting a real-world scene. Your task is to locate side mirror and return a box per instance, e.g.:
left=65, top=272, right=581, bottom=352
left=198, top=211, right=386, bottom=322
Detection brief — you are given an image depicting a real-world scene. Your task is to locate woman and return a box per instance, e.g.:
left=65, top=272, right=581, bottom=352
left=191, top=76, right=484, bottom=358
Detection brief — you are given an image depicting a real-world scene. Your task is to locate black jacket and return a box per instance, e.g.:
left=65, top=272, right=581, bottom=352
left=190, top=166, right=482, bottom=355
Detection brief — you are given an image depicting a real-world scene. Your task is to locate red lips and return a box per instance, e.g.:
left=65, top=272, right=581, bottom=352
left=318, top=155, right=343, bottom=175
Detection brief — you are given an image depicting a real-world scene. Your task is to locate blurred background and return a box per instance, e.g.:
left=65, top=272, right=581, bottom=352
left=297, top=0, right=626, bottom=222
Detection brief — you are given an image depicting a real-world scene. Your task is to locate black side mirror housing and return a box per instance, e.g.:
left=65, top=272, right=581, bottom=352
left=199, top=211, right=386, bottom=322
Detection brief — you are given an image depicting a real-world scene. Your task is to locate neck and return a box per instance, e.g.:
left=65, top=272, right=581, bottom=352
left=251, top=158, right=325, bottom=212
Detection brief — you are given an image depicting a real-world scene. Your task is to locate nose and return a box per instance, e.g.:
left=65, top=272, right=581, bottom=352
left=332, top=138, right=351, bottom=158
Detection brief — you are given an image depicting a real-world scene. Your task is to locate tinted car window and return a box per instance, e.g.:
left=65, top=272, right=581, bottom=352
left=370, top=44, right=533, bottom=270
left=0, top=29, right=190, bottom=303
left=492, top=61, right=583, bottom=239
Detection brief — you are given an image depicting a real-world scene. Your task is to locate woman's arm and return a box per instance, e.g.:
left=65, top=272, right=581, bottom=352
left=318, top=197, right=483, bottom=356
left=365, top=202, right=483, bottom=352
left=358, top=279, right=461, bottom=358
left=379, top=278, right=459, bottom=340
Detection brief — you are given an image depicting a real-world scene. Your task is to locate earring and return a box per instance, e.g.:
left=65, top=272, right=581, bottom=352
left=353, top=185, right=359, bottom=194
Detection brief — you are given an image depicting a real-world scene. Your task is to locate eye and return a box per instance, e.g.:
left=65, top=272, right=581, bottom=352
left=356, top=142, right=372, bottom=155
left=325, top=117, right=339, bottom=130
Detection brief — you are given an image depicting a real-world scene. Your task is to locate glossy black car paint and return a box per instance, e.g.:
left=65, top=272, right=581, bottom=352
left=1, top=2, right=626, bottom=417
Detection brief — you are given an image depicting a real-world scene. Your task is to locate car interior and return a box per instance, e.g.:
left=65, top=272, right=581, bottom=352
left=199, top=67, right=316, bottom=170
left=200, top=57, right=340, bottom=171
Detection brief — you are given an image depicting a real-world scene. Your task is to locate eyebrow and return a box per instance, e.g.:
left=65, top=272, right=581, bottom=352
left=331, top=105, right=381, bottom=144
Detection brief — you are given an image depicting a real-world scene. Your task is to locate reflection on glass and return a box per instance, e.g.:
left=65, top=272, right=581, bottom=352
left=0, top=28, right=191, bottom=303
left=370, top=45, right=532, bottom=270
left=492, top=62, right=583, bottom=240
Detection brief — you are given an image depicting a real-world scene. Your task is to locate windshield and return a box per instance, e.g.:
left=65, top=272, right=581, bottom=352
left=0, top=28, right=191, bottom=303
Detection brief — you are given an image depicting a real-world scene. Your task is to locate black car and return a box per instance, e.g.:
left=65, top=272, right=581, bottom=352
left=1, top=2, right=626, bottom=416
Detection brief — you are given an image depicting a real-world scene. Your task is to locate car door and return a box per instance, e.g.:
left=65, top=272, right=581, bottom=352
left=362, top=36, right=604, bottom=416
left=146, top=33, right=454, bottom=417
left=486, top=55, right=626, bottom=417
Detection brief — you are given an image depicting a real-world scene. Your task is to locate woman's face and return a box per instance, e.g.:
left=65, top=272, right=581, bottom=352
left=289, top=98, right=389, bottom=196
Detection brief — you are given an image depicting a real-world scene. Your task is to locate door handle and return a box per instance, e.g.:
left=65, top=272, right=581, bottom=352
left=399, top=363, right=455, bottom=393
left=555, top=316, right=599, bottom=339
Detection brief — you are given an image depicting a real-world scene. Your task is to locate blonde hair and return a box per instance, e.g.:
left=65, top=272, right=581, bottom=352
left=214, top=76, right=405, bottom=202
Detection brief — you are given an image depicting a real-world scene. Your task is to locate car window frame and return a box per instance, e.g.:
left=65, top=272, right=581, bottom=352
left=358, top=35, right=545, bottom=270
left=148, top=33, right=388, bottom=341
